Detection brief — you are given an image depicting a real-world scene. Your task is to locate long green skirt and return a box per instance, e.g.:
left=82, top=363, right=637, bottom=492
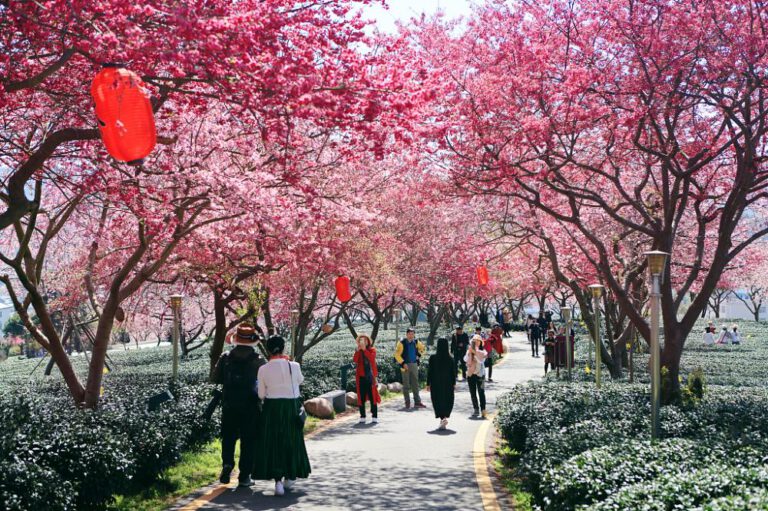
left=252, top=398, right=311, bottom=480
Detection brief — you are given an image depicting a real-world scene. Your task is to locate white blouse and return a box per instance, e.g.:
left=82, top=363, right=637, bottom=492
left=258, top=359, right=304, bottom=400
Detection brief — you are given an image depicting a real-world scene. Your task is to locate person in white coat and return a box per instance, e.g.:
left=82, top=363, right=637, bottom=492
left=464, top=334, right=488, bottom=419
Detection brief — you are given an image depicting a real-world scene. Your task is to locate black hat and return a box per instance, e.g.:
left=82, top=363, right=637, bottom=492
left=455, top=325, right=463, bottom=330
left=475, top=326, right=482, bottom=331
left=406, top=327, right=415, bottom=333
left=266, top=335, right=285, bottom=355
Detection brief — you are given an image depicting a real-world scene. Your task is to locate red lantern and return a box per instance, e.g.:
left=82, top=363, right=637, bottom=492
left=477, top=265, right=489, bottom=286
left=335, top=276, right=352, bottom=303
left=91, top=65, right=156, bottom=165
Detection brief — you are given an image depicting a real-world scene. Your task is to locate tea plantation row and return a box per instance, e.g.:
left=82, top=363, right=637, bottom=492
left=0, top=323, right=444, bottom=510
left=495, top=318, right=768, bottom=510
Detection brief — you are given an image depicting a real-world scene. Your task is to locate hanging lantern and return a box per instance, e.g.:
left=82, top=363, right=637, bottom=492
left=335, top=276, right=352, bottom=303
left=91, top=65, right=156, bottom=165
left=477, top=265, right=489, bottom=286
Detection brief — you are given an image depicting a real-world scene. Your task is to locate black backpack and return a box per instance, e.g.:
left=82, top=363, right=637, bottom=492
left=222, top=351, right=259, bottom=407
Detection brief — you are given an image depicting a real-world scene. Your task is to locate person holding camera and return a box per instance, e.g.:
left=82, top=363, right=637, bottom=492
left=212, top=323, right=265, bottom=488
left=394, top=327, right=426, bottom=409
left=353, top=334, right=381, bottom=424
left=253, top=336, right=311, bottom=496
left=464, top=334, right=488, bottom=419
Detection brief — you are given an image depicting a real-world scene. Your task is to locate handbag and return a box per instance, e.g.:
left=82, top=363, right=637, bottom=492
left=287, top=361, right=307, bottom=428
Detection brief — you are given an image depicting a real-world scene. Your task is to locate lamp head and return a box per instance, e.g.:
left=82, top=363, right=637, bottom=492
left=561, top=307, right=572, bottom=321
left=169, top=294, right=183, bottom=309
left=291, top=309, right=300, bottom=319
left=588, top=284, right=604, bottom=298
left=644, top=250, right=669, bottom=276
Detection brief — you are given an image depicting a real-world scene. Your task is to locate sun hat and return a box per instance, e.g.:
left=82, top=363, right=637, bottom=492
left=226, top=323, right=259, bottom=346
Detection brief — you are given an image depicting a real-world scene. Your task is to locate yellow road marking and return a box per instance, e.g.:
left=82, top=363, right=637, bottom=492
left=474, top=412, right=502, bottom=511
left=177, top=481, right=235, bottom=511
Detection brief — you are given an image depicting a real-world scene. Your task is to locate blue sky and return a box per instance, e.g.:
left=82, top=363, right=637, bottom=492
left=363, top=0, right=473, bottom=32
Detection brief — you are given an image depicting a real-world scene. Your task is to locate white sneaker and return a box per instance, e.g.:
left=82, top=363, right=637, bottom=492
left=275, top=481, right=285, bottom=496
left=372, top=417, right=379, bottom=424
left=283, top=479, right=296, bottom=490
left=358, top=417, right=366, bottom=424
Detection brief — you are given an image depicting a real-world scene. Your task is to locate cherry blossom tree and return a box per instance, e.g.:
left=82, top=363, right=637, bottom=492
left=414, top=0, right=768, bottom=401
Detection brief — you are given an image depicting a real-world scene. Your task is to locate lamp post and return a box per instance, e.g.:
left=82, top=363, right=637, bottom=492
left=562, top=307, right=573, bottom=381
left=645, top=250, right=669, bottom=440
left=290, top=309, right=300, bottom=357
left=169, top=294, right=183, bottom=380
left=394, top=308, right=402, bottom=343
left=588, top=284, right=604, bottom=389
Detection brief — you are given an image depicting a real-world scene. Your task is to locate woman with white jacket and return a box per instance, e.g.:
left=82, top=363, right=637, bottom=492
left=464, top=334, right=488, bottom=419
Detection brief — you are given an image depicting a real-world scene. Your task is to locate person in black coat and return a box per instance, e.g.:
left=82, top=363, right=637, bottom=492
left=212, top=324, right=265, bottom=487
left=427, top=338, right=457, bottom=430
left=450, top=325, right=469, bottom=380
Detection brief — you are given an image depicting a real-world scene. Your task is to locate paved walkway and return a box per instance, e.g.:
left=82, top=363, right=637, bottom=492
left=185, top=333, right=541, bottom=511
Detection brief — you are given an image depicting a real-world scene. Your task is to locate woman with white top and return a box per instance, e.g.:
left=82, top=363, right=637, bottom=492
left=702, top=325, right=716, bottom=346
left=464, top=334, right=488, bottom=419
left=731, top=325, right=742, bottom=345
left=253, top=336, right=311, bottom=496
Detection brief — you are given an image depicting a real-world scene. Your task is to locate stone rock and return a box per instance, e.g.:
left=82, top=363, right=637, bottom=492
left=378, top=383, right=388, bottom=395
left=346, top=392, right=358, bottom=406
left=387, top=382, right=403, bottom=393
left=304, top=397, right=334, bottom=419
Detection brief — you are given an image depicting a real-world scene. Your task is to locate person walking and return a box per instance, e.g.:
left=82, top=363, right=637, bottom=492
left=502, top=309, right=513, bottom=337
left=427, top=338, right=457, bottom=430
left=525, top=314, right=535, bottom=343
left=544, top=329, right=556, bottom=375
left=537, top=311, right=548, bottom=340
left=484, top=325, right=504, bottom=382
left=212, top=324, right=265, bottom=487
left=394, top=328, right=426, bottom=409
left=254, top=336, right=311, bottom=496
left=465, top=334, right=488, bottom=419
left=353, top=335, right=381, bottom=424
left=530, top=320, right=541, bottom=357
left=450, top=325, right=469, bottom=380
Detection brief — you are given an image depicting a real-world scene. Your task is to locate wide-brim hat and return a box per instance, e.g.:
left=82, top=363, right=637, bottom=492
left=226, top=324, right=259, bottom=346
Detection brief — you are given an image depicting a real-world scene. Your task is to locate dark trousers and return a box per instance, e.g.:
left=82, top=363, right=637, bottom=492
left=455, top=352, right=467, bottom=379
left=221, top=405, right=258, bottom=479
left=358, top=376, right=378, bottom=418
left=468, top=375, right=486, bottom=411
left=531, top=334, right=540, bottom=356
left=485, top=358, right=493, bottom=380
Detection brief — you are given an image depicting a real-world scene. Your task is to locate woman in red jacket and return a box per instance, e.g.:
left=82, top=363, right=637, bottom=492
left=484, top=326, right=504, bottom=383
left=353, top=335, right=381, bottom=424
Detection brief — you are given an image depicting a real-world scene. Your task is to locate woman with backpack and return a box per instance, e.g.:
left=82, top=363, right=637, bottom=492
left=353, top=334, right=381, bottom=424
left=254, top=336, right=311, bottom=496
left=212, top=324, right=265, bottom=487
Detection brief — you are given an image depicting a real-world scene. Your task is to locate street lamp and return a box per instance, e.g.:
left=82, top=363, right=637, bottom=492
left=169, top=294, right=183, bottom=380
left=588, top=284, right=604, bottom=389
left=393, top=308, right=402, bottom=342
left=562, top=307, right=573, bottom=381
left=290, top=309, right=300, bottom=357
left=645, top=250, right=669, bottom=440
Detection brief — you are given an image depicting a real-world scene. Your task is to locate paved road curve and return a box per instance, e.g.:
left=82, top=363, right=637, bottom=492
left=190, top=332, right=541, bottom=511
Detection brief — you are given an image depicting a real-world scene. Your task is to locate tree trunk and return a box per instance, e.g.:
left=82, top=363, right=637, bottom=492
left=209, top=288, right=228, bottom=380
left=660, top=326, right=684, bottom=405
left=83, top=300, right=118, bottom=408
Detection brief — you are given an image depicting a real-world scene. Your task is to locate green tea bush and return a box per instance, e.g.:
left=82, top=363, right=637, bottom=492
left=495, top=319, right=768, bottom=511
